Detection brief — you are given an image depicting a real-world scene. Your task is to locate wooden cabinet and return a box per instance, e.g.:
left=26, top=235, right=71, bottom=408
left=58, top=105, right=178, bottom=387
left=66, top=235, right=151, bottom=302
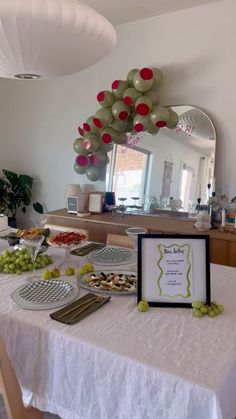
left=46, top=209, right=236, bottom=268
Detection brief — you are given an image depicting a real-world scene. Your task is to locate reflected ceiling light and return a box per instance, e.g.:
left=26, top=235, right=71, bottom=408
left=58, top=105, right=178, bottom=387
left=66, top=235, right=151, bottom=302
left=179, top=108, right=216, bottom=141
left=0, top=0, right=116, bottom=80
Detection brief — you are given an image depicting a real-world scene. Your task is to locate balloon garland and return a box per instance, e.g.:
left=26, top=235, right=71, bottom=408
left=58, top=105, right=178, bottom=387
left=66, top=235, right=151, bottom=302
left=73, top=67, right=179, bottom=181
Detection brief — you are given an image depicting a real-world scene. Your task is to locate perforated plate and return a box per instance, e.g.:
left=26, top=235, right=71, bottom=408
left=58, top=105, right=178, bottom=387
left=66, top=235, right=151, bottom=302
left=11, top=279, right=78, bottom=310
left=87, top=246, right=136, bottom=265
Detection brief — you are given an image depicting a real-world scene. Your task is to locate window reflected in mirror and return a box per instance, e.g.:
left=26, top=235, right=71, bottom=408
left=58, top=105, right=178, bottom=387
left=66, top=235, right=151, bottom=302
left=106, top=145, right=150, bottom=206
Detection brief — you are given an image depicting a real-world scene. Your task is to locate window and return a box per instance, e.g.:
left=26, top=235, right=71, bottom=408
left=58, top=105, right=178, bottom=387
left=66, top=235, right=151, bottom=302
left=106, top=145, right=151, bottom=206
left=180, top=164, right=194, bottom=212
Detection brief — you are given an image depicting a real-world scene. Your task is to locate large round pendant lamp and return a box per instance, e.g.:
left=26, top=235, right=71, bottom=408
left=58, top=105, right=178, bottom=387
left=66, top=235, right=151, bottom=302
left=0, top=0, right=116, bottom=79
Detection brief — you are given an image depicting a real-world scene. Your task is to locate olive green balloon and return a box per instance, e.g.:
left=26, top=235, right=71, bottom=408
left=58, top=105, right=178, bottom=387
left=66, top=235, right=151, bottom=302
left=126, top=116, right=134, bottom=132
left=123, top=87, right=142, bottom=106
left=84, top=115, right=100, bottom=134
left=74, top=162, right=87, bottom=175
left=90, top=150, right=108, bottom=166
left=94, top=107, right=113, bottom=128
left=73, top=137, right=89, bottom=154
left=152, top=68, right=163, bottom=87
left=86, top=166, right=102, bottom=182
left=111, top=100, right=130, bottom=120
left=150, top=105, right=169, bottom=127
left=135, top=96, right=153, bottom=115
left=144, top=88, right=159, bottom=105
left=126, top=68, right=139, bottom=86
left=133, top=114, right=150, bottom=132
left=97, top=90, right=115, bottom=108
left=133, top=71, right=154, bottom=92
left=146, top=121, right=160, bottom=135
left=83, top=134, right=102, bottom=153
left=112, top=80, right=129, bottom=99
left=102, top=142, right=114, bottom=153
left=166, top=107, right=179, bottom=129
left=113, top=131, right=128, bottom=145
left=111, top=119, right=128, bottom=132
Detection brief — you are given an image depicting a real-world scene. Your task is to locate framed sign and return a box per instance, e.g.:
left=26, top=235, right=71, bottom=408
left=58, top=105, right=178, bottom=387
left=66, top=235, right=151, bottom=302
left=88, top=193, right=103, bottom=213
left=137, top=234, right=210, bottom=308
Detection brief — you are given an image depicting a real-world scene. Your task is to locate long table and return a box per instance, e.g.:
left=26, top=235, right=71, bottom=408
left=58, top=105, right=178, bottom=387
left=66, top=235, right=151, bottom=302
left=0, top=239, right=235, bottom=419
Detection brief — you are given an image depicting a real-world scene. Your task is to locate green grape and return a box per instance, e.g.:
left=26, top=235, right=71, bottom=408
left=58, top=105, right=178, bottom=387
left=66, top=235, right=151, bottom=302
left=217, top=304, right=224, bottom=313
left=193, top=309, right=203, bottom=318
left=192, top=301, right=202, bottom=309
left=208, top=310, right=216, bottom=317
left=200, top=305, right=208, bottom=314
left=0, top=248, right=53, bottom=274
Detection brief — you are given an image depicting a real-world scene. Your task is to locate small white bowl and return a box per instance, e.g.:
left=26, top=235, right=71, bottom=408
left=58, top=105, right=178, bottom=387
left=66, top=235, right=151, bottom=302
left=125, top=227, right=148, bottom=248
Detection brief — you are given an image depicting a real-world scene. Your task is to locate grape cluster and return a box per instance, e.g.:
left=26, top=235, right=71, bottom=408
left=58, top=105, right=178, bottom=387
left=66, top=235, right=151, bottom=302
left=0, top=248, right=53, bottom=275
left=192, top=301, right=224, bottom=318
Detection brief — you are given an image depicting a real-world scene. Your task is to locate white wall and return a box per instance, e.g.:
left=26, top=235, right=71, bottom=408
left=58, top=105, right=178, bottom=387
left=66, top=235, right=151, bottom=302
left=0, top=0, right=235, bottom=225
left=139, top=132, right=201, bottom=202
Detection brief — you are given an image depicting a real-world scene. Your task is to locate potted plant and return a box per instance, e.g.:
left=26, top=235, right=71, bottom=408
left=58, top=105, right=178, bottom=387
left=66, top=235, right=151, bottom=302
left=0, top=169, right=43, bottom=227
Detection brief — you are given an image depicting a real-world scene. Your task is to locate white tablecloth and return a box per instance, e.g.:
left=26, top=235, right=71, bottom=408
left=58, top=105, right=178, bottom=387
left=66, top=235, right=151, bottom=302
left=0, top=239, right=235, bottom=419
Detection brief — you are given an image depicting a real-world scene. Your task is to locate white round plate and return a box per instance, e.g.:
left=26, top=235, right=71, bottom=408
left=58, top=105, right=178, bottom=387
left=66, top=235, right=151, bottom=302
left=77, top=270, right=137, bottom=296
left=11, top=278, right=78, bottom=310
left=87, top=246, right=136, bottom=265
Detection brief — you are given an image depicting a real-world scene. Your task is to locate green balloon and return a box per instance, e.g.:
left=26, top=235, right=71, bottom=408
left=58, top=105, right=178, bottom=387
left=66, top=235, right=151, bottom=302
left=83, top=115, right=100, bottom=134
left=111, top=119, right=128, bottom=132
left=133, top=114, right=150, bottom=132
left=90, top=150, right=108, bottom=166
left=166, top=107, right=179, bottom=129
left=135, top=96, right=152, bottom=115
left=152, top=68, right=163, bottom=87
left=144, top=88, right=159, bottom=105
left=150, top=105, right=169, bottom=128
left=102, top=142, right=114, bottom=153
left=86, top=166, right=102, bottom=181
left=146, top=121, right=160, bottom=135
left=111, top=80, right=129, bottom=99
left=73, top=137, right=89, bottom=154
left=111, top=100, right=130, bottom=121
left=97, top=90, right=115, bottom=108
left=83, top=134, right=102, bottom=153
left=101, top=127, right=118, bottom=144
left=126, top=68, right=139, bottom=86
left=113, top=131, right=128, bottom=145
left=74, top=162, right=87, bottom=174
left=123, top=87, right=142, bottom=106
left=133, top=69, right=154, bottom=92
left=94, top=108, right=113, bottom=128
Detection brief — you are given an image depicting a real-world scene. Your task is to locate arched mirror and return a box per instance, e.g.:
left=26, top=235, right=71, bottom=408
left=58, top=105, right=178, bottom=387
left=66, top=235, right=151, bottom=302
left=106, top=105, right=216, bottom=215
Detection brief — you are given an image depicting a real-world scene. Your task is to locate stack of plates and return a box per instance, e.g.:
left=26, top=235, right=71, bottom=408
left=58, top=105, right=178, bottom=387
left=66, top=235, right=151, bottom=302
left=87, top=246, right=136, bottom=265
left=11, top=279, right=78, bottom=310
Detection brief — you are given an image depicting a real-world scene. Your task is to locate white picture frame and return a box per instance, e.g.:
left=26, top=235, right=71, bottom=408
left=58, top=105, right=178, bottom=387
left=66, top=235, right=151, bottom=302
left=88, top=193, right=103, bottom=213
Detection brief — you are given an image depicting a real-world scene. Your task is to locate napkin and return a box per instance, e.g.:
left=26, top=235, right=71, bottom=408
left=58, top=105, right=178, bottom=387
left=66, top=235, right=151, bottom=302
left=50, top=292, right=110, bottom=324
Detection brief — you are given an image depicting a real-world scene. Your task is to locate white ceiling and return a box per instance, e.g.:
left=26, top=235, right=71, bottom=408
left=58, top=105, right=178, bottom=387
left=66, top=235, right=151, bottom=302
left=81, top=0, right=222, bottom=25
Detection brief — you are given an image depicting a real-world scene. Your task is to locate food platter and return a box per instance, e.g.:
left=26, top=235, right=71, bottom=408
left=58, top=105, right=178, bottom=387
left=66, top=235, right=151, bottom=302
left=11, top=279, right=78, bottom=310
left=87, top=246, right=136, bottom=265
left=77, top=270, right=137, bottom=296
left=47, top=231, right=87, bottom=248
